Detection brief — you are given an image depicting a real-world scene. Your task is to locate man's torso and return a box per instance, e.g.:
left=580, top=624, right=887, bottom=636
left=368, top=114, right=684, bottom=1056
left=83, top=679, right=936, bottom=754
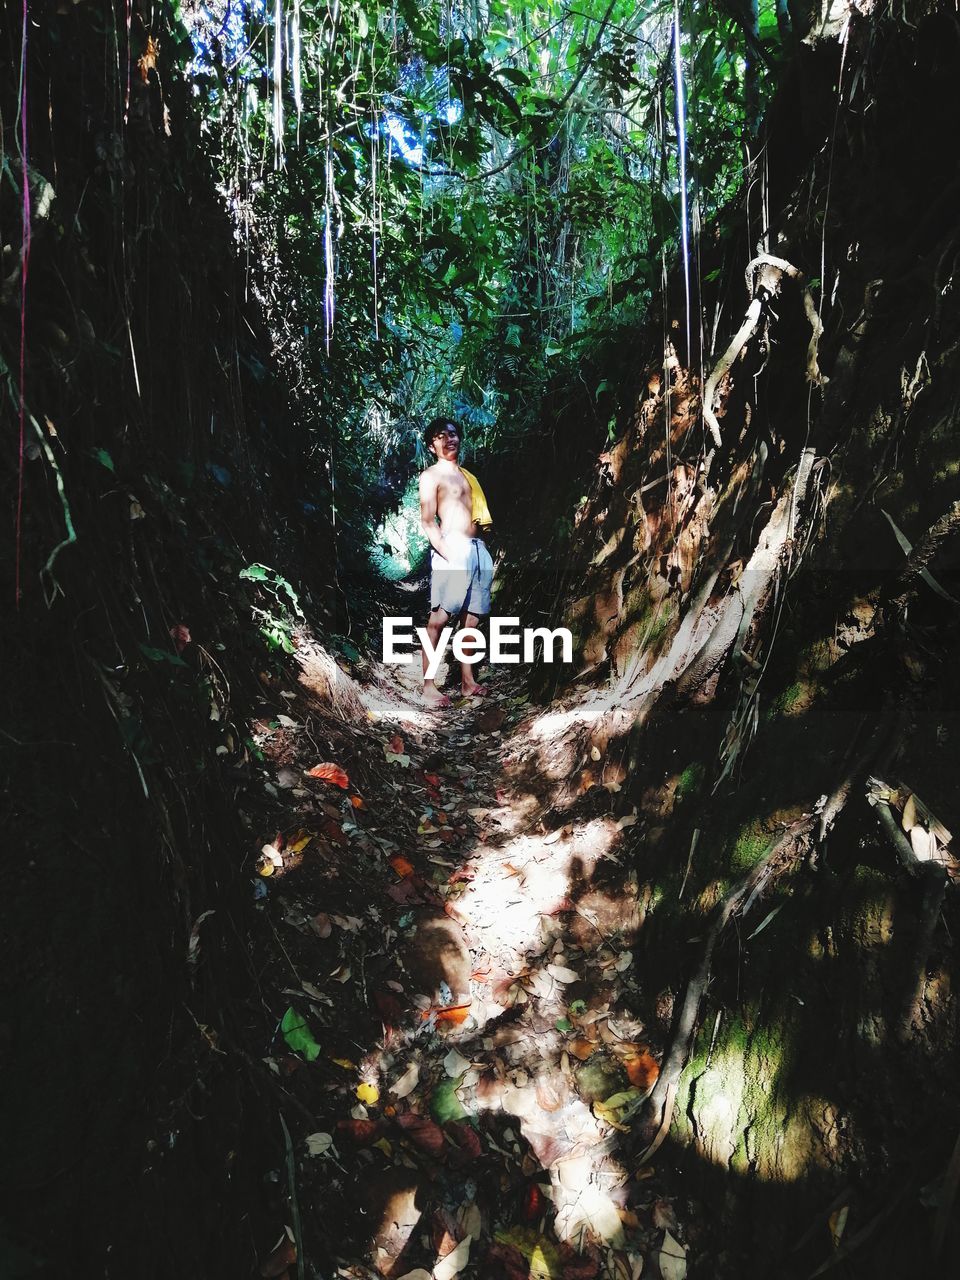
left=430, top=464, right=477, bottom=538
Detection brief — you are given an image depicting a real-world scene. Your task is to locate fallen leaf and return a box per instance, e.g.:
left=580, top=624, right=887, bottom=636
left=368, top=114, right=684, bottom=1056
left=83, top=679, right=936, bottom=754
left=261, top=842, right=283, bottom=866
left=331, top=913, right=363, bottom=931
left=616, top=811, right=638, bottom=830
left=259, top=1235, right=296, bottom=1278
left=659, top=1230, right=686, bottom=1280
left=546, top=963, right=579, bottom=984
left=652, top=1200, right=677, bottom=1231
left=433, top=1233, right=472, bottom=1280
left=446, top=1121, right=482, bottom=1162
left=424, top=772, right=441, bottom=787
left=569, top=1039, right=596, bottom=1061
left=304, top=1131, right=334, bottom=1157
left=435, top=1002, right=471, bottom=1025
left=305, top=762, right=350, bottom=788
left=390, top=854, right=415, bottom=878
left=444, top=1048, right=471, bottom=1078
left=624, top=1050, right=660, bottom=1091
left=336, top=1118, right=380, bottom=1146
left=356, top=1081, right=380, bottom=1106
left=430, top=1077, right=468, bottom=1125
left=522, top=1185, right=547, bottom=1222
left=310, top=913, right=332, bottom=938
left=590, top=746, right=602, bottom=761
left=390, top=1061, right=420, bottom=1099
left=350, top=794, right=365, bottom=809
left=280, top=1007, right=321, bottom=1062
left=387, top=733, right=405, bottom=754
left=459, top=1202, right=482, bottom=1239
left=286, top=831, right=313, bottom=853
left=395, top=1270, right=433, bottom=1280
left=394, top=1112, right=445, bottom=1156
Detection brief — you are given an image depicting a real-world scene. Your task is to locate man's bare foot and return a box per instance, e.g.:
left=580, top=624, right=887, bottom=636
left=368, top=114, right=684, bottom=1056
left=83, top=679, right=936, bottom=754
left=423, top=686, right=451, bottom=708
left=461, top=683, right=491, bottom=698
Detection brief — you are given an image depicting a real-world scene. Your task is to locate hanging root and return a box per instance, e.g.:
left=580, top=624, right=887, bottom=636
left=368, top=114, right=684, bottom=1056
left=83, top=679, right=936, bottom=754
left=702, top=254, right=826, bottom=452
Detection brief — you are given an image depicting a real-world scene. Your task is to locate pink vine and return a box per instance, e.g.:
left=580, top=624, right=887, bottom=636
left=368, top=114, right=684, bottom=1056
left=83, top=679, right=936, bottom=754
left=16, top=0, right=31, bottom=607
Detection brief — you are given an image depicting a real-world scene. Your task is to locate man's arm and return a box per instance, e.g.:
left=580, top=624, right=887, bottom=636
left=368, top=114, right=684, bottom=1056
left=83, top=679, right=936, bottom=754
left=419, top=471, right=448, bottom=559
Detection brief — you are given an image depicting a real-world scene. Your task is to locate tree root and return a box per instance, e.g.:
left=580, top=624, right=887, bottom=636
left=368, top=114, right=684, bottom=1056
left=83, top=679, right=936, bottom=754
left=872, top=797, right=949, bottom=1040
left=885, top=498, right=960, bottom=611
left=702, top=254, right=825, bottom=451
left=640, top=814, right=816, bottom=1150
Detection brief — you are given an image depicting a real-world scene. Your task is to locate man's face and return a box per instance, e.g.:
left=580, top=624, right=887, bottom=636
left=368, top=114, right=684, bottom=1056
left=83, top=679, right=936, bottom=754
left=431, top=425, right=460, bottom=461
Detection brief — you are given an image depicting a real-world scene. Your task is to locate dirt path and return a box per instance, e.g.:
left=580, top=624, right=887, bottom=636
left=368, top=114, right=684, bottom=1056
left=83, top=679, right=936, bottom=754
left=247, top=647, right=678, bottom=1280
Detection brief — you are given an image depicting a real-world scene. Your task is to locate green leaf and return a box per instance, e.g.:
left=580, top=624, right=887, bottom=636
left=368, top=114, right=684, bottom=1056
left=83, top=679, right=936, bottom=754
left=93, top=447, right=115, bottom=472
left=281, top=1006, right=321, bottom=1061
left=139, top=644, right=188, bottom=667
left=430, top=1075, right=468, bottom=1124
left=555, top=1016, right=572, bottom=1031
left=497, top=66, right=530, bottom=87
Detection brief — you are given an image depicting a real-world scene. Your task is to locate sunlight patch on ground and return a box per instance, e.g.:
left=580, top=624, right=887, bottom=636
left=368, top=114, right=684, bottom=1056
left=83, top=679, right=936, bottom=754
left=456, top=820, right=618, bottom=968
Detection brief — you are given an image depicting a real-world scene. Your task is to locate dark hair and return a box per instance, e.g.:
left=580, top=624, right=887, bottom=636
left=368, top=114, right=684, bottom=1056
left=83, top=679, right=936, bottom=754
left=424, top=416, right=460, bottom=448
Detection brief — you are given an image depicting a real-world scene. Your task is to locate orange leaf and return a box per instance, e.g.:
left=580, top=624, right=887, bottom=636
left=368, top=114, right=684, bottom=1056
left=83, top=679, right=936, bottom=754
left=435, top=1002, right=471, bottom=1024
left=568, top=1039, right=596, bottom=1061
left=350, top=794, right=365, bottom=809
left=389, top=854, right=415, bottom=878
left=624, top=1050, right=660, bottom=1090
left=306, top=762, right=349, bottom=788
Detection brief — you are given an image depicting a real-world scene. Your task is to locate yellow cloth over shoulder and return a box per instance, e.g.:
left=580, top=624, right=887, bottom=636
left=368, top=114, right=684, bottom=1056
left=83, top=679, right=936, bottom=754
left=460, top=467, right=493, bottom=528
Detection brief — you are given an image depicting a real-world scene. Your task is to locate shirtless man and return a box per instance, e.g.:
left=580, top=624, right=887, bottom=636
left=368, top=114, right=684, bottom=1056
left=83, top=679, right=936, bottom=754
left=419, top=417, right=494, bottom=707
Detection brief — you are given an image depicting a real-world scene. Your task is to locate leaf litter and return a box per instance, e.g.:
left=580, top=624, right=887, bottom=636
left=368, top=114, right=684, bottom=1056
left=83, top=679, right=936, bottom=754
left=243, top=667, right=679, bottom=1279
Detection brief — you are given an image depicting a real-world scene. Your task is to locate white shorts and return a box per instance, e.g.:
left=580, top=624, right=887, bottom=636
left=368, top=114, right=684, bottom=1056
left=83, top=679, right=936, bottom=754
left=430, top=534, right=493, bottom=617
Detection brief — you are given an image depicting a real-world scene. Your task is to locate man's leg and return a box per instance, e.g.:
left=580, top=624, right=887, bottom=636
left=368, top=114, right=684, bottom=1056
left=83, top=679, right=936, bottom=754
left=422, top=606, right=452, bottom=706
left=460, top=541, right=494, bottom=697
left=459, top=613, right=490, bottom=696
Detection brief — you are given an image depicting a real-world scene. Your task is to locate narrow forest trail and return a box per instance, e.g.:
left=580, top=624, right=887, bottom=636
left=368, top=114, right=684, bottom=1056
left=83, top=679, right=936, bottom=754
left=248, top=640, right=673, bottom=1280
